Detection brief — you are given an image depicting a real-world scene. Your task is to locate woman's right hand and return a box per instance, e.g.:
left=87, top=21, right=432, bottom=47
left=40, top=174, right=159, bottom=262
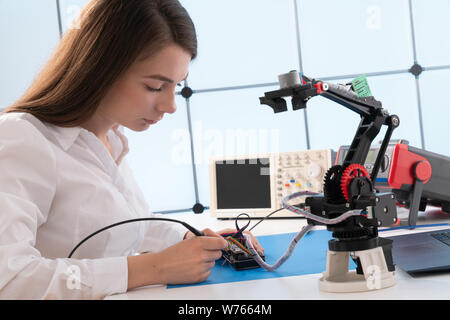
left=127, top=229, right=228, bottom=289
left=155, top=229, right=228, bottom=284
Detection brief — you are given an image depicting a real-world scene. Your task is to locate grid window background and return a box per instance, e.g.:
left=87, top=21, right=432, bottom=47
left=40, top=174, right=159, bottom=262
left=1, top=0, right=449, bottom=214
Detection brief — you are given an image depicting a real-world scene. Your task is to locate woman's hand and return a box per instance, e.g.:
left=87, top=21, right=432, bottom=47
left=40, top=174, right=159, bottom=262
left=127, top=228, right=265, bottom=290
left=127, top=228, right=227, bottom=289
left=218, top=228, right=264, bottom=256
left=184, top=227, right=264, bottom=256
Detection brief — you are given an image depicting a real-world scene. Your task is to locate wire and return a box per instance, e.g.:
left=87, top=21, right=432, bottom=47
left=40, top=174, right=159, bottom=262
left=282, top=191, right=362, bottom=224
left=227, top=237, right=251, bottom=255
left=248, top=207, right=285, bottom=232
left=244, top=190, right=364, bottom=272
left=233, top=213, right=251, bottom=238
left=225, top=209, right=292, bottom=247
left=245, top=223, right=313, bottom=271
left=248, top=192, right=319, bottom=232
left=219, top=213, right=252, bottom=253
left=68, top=217, right=204, bottom=259
left=222, top=194, right=315, bottom=259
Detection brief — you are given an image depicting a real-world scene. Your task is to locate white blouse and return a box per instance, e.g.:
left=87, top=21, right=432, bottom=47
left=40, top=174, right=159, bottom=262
left=0, top=112, right=187, bottom=299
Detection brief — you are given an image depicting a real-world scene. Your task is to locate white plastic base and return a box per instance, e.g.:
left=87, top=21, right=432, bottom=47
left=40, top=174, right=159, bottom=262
left=319, top=247, right=396, bottom=293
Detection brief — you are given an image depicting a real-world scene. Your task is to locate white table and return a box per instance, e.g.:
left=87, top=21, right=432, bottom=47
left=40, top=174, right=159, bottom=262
left=106, top=208, right=450, bottom=300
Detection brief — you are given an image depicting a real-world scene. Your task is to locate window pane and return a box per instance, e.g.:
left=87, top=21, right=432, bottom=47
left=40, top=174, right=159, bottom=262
left=0, top=0, right=60, bottom=109
left=420, top=69, right=450, bottom=156
left=368, top=73, right=422, bottom=147
left=307, top=73, right=421, bottom=151
left=307, top=78, right=362, bottom=151
left=412, top=0, right=450, bottom=67
left=58, top=0, right=90, bottom=34
left=188, top=86, right=308, bottom=206
left=125, top=95, right=196, bottom=212
left=297, top=0, right=414, bottom=77
left=179, top=0, right=299, bottom=89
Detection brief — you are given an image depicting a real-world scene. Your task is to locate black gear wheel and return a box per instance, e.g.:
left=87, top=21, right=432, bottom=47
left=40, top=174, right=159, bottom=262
left=323, top=165, right=347, bottom=204
left=332, top=228, right=370, bottom=240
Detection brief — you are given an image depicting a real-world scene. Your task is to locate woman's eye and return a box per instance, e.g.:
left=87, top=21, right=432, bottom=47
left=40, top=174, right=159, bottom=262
left=145, top=85, right=163, bottom=92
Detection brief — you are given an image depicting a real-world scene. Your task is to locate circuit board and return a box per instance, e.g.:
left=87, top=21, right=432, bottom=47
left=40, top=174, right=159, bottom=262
left=222, top=236, right=265, bottom=270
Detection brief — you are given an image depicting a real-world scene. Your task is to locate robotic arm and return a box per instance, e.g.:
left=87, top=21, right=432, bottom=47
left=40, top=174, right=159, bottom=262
left=260, top=71, right=400, bottom=292
left=261, top=72, right=400, bottom=182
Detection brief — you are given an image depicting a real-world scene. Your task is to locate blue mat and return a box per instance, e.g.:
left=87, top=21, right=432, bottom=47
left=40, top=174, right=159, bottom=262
left=168, top=229, right=356, bottom=289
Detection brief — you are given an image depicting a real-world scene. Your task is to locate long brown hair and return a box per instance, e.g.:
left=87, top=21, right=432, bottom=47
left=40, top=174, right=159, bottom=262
left=3, top=0, right=197, bottom=127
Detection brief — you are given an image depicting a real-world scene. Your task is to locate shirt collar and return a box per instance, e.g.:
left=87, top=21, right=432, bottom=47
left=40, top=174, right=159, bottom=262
left=10, top=113, right=128, bottom=159
left=46, top=124, right=83, bottom=151
left=46, top=123, right=130, bottom=165
left=13, top=112, right=82, bottom=152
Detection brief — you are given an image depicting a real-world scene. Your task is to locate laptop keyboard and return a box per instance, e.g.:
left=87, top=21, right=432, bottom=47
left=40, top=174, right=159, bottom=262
left=431, top=231, right=450, bottom=246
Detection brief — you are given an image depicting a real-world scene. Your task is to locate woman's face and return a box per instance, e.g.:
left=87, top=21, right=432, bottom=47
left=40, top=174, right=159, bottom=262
left=97, top=43, right=191, bottom=132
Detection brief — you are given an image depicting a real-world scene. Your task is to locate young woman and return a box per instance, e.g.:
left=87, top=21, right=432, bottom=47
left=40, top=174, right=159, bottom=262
left=0, top=0, right=263, bottom=299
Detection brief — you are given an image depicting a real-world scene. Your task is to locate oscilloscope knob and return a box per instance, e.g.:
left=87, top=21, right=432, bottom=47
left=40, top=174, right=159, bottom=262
left=308, top=163, right=322, bottom=178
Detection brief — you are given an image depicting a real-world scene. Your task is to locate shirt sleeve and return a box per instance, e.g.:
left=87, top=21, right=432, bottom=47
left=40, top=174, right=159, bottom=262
left=0, top=116, right=128, bottom=300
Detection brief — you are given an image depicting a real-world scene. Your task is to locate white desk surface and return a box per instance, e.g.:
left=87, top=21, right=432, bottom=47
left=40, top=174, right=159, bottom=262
left=106, top=208, right=450, bottom=300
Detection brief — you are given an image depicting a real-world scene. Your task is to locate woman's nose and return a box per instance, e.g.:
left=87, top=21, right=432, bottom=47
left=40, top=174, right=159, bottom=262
left=156, top=92, right=177, bottom=114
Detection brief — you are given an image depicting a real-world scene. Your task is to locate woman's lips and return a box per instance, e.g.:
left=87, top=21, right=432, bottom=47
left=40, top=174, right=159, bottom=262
left=144, top=119, right=158, bottom=125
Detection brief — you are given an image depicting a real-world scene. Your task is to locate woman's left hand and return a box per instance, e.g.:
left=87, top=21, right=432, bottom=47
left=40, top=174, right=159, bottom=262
left=218, top=228, right=264, bottom=256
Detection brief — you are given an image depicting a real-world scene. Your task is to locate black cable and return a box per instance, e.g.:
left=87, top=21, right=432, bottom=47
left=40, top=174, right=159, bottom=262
left=248, top=207, right=285, bottom=232
left=69, top=207, right=303, bottom=259
left=234, top=213, right=251, bottom=238
left=68, top=218, right=204, bottom=258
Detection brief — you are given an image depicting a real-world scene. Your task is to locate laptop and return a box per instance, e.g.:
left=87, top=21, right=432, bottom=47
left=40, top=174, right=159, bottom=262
left=386, top=228, right=450, bottom=274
